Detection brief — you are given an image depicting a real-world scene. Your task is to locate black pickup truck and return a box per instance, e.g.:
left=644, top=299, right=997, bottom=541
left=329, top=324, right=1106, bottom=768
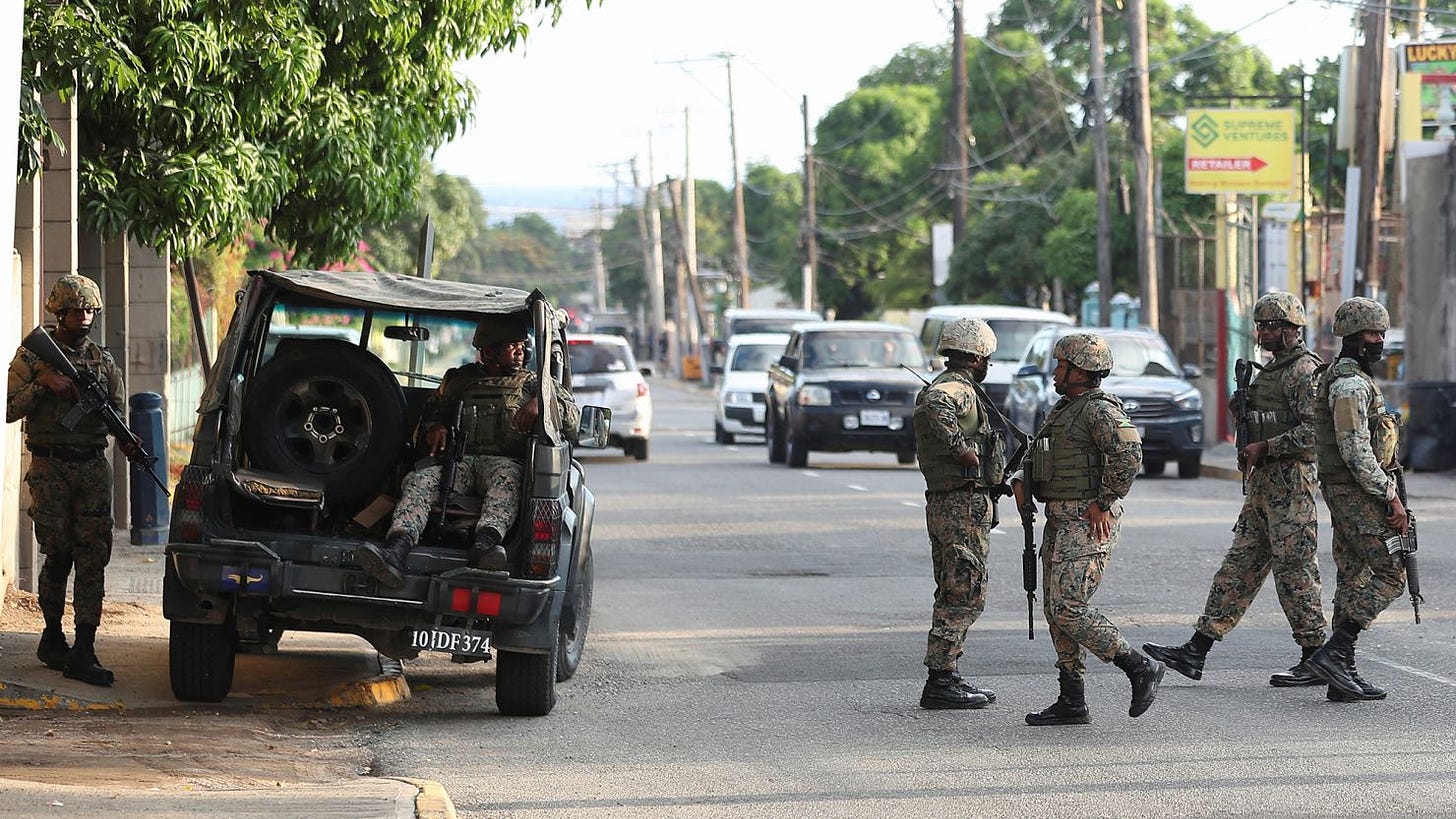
left=164, top=269, right=610, bottom=715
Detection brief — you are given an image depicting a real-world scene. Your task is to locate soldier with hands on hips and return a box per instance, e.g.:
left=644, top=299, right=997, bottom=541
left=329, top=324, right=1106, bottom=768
left=6, top=274, right=135, bottom=686
left=355, top=313, right=579, bottom=588
left=913, top=317, right=1007, bottom=710
left=1143, top=291, right=1328, bottom=687
left=1012, top=332, right=1164, bottom=725
left=1301, top=297, right=1409, bottom=701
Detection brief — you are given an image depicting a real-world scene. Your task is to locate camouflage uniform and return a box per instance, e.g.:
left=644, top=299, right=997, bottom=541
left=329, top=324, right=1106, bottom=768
left=389, top=366, right=579, bottom=544
left=1195, top=343, right=1325, bottom=647
left=1032, top=388, right=1143, bottom=677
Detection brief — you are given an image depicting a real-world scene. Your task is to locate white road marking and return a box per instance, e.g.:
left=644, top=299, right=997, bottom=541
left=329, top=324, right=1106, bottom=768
left=1367, top=655, right=1456, bottom=689
left=847, top=484, right=869, bottom=492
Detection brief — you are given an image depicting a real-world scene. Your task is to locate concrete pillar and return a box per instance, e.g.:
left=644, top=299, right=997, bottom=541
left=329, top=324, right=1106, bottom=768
left=10, top=175, right=42, bottom=594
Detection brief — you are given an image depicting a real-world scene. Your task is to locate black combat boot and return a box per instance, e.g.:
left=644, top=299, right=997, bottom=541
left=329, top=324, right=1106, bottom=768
left=920, top=670, right=990, bottom=710
left=1303, top=620, right=1363, bottom=699
left=36, top=622, right=70, bottom=671
left=1142, top=631, right=1214, bottom=681
left=356, top=532, right=411, bottom=590
left=947, top=670, right=996, bottom=704
left=1025, top=670, right=1091, bottom=726
left=63, top=623, right=114, bottom=687
left=1114, top=649, right=1165, bottom=718
left=1327, top=642, right=1388, bottom=702
left=470, top=528, right=508, bottom=571
left=1269, top=645, right=1322, bottom=687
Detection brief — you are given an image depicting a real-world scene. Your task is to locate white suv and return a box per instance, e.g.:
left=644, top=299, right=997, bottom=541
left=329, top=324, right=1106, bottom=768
left=568, top=334, right=653, bottom=460
left=712, top=332, right=789, bottom=444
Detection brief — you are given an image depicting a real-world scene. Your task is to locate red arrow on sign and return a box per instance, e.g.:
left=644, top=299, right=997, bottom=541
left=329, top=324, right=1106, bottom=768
left=1186, top=156, right=1269, bottom=172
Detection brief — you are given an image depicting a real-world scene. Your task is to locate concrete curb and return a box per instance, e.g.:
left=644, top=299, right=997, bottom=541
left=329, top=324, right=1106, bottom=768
left=323, top=655, right=411, bottom=707
left=1200, top=462, right=1242, bottom=482
left=395, top=777, right=458, bottom=819
left=0, top=678, right=125, bottom=711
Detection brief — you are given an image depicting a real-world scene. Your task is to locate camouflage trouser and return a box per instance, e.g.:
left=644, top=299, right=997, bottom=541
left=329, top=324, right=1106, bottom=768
left=1040, top=500, right=1130, bottom=679
left=1195, top=459, right=1325, bottom=647
left=1322, top=482, right=1406, bottom=628
left=25, top=456, right=114, bottom=626
left=923, top=488, right=991, bottom=671
left=389, top=454, right=524, bottom=544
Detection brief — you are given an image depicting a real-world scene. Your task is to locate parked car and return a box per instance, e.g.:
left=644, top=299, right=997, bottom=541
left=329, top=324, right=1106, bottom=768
left=711, top=332, right=789, bottom=444
left=1006, top=326, right=1204, bottom=478
left=568, top=333, right=653, bottom=460
left=918, top=304, right=1076, bottom=410
left=723, top=307, right=822, bottom=339
left=765, top=321, right=930, bottom=468
left=164, top=269, right=611, bottom=715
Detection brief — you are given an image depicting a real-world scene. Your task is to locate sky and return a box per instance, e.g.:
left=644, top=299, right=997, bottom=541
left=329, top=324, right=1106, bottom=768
left=430, top=0, right=1367, bottom=223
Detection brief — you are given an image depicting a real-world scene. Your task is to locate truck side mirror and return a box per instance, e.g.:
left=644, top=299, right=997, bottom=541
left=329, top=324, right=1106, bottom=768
left=576, top=405, right=613, bottom=449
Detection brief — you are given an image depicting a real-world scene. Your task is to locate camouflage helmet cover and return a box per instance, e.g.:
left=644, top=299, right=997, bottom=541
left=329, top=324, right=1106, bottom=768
left=1253, top=291, right=1306, bottom=326
left=45, top=274, right=103, bottom=314
left=473, top=312, right=531, bottom=349
left=939, top=317, right=997, bottom=358
left=1053, top=332, right=1114, bottom=372
left=1332, top=297, right=1389, bottom=337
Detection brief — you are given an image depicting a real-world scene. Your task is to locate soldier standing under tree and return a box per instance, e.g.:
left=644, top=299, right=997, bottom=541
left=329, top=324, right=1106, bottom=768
left=6, top=274, right=136, bottom=686
left=914, top=318, right=1004, bottom=710
left=1013, top=332, right=1164, bottom=725
left=1143, top=292, right=1327, bottom=687
left=1301, top=297, right=1409, bottom=701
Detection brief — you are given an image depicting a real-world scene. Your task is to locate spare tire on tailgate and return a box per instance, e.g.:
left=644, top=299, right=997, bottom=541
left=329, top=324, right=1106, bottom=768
left=242, top=339, right=405, bottom=506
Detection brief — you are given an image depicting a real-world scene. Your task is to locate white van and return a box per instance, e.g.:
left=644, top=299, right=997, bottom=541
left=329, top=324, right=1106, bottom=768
left=723, top=307, right=821, bottom=339
left=919, top=305, right=1075, bottom=409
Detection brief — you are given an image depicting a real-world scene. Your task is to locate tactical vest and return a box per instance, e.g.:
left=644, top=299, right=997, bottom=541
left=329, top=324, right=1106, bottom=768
left=458, top=370, right=533, bottom=458
left=23, top=340, right=112, bottom=447
left=1244, top=349, right=1317, bottom=454
left=1030, top=391, right=1114, bottom=501
left=915, top=373, right=1006, bottom=492
left=1314, top=358, right=1398, bottom=483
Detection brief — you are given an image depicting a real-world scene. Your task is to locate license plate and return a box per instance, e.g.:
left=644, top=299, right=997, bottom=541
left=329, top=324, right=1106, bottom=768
left=410, top=626, right=491, bottom=657
left=860, top=409, right=891, bottom=426
left=752, top=405, right=766, bottom=423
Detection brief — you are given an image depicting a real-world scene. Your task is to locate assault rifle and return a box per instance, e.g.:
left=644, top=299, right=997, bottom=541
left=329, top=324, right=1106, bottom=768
left=1385, top=465, right=1424, bottom=624
left=1017, top=459, right=1038, bottom=641
left=21, top=326, right=169, bottom=497
left=1231, top=358, right=1254, bottom=495
left=431, top=400, right=466, bottom=531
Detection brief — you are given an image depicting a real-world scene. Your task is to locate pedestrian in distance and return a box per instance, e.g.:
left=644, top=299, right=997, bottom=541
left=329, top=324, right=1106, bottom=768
left=913, top=318, right=1006, bottom=710
left=1012, top=332, right=1164, bottom=725
left=1143, top=291, right=1328, bottom=687
left=1300, top=297, right=1409, bottom=701
left=6, top=274, right=138, bottom=686
left=355, top=313, right=579, bottom=588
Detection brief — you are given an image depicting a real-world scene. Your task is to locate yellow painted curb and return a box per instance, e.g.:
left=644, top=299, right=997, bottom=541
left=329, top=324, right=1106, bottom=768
left=323, top=655, right=411, bottom=707
left=395, top=777, right=457, bottom=819
left=0, top=679, right=125, bottom=711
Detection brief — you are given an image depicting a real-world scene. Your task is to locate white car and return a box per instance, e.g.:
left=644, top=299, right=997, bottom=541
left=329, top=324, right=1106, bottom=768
left=568, top=334, right=652, bottom=460
left=918, top=304, right=1076, bottom=411
left=711, top=332, right=790, bottom=444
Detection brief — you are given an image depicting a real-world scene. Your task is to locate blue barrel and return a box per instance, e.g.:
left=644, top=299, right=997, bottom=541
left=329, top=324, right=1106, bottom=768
left=128, top=391, right=169, bottom=545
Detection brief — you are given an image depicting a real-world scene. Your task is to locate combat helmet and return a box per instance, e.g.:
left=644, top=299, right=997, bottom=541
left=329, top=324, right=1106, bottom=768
left=45, top=274, right=103, bottom=314
left=1331, top=297, right=1389, bottom=337
left=1053, top=332, right=1114, bottom=373
left=473, top=312, right=531, bottom=349
left=1253, top=291, right=1306, bottom=326
left=939, top=317, right=997, bottom=358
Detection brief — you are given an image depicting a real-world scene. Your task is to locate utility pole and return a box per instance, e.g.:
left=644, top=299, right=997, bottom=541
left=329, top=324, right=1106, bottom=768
left=1128, top=0, right=1159, bottom=331
left=647, top=135, right=666, bottom=367
left=592, top=195, right=607, bottom=311
left=717, top=52, right=752, bottom=309
left=801, top=95, right=818, bottom=312
left=1354, top=2, right=1391, bottom=298
left=951, top=0, right=969, bottom=244
left=631, top=153, right=664, bottom=363
left=1089, top=0, right=1113, bottom=326
left=683, top=107, right=700, bottom=349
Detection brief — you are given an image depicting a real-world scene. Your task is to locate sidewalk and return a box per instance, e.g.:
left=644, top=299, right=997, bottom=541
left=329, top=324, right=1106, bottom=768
left=0, top=540, right=454, bottom=818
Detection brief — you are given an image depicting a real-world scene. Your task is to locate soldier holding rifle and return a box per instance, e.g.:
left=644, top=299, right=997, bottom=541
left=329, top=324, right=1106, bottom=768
left=6, top=274, right=143, bottom=686
left=1012, top=333, right=1163, bottom=725
left=1302, top=297, right=1411, bottom=702
left=1144, top=292, right=1328, bottom=688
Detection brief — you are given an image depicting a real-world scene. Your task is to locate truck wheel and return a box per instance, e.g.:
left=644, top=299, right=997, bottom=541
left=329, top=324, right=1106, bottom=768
left=767, top=411, right=787, bottom=463
left=242, top=340, right=405, bottom=506
left=556, top=547, right=593, bottom=682
left=169, top=620, right=236, bottom=703
left=632, top=438, right=649, bottom=461
left=495, top=647, right=558, bottom=716
left=1144, top=459, right=1166, bottom=476
left=1178, top=459, right=1202, bottom=479
left=787, top=429, right=809, bottom=468
left=896, top=449, right=916, bottom=465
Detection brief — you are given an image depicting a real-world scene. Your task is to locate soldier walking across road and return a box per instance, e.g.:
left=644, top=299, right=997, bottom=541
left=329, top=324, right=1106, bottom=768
left=1301, top=297, right=1409, bottom=702
left=1143, top=292, right=1327, bottom=687
left=913, top=318, right=1006, bottom=710
left=6, top=274, right=135, bottom=686
left=1013, top=333, right=1164, bottom=725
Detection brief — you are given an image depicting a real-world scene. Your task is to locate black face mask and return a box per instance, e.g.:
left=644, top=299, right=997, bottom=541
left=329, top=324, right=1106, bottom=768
left=1361, top=340, right=1385, bottom=363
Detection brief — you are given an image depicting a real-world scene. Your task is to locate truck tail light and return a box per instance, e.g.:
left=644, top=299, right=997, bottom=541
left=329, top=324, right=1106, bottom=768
left=526, top=499, right=562, bottom=579
left=169, top=467, right=209, bottom=543
left=637, top=381, right=649, bottom=397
